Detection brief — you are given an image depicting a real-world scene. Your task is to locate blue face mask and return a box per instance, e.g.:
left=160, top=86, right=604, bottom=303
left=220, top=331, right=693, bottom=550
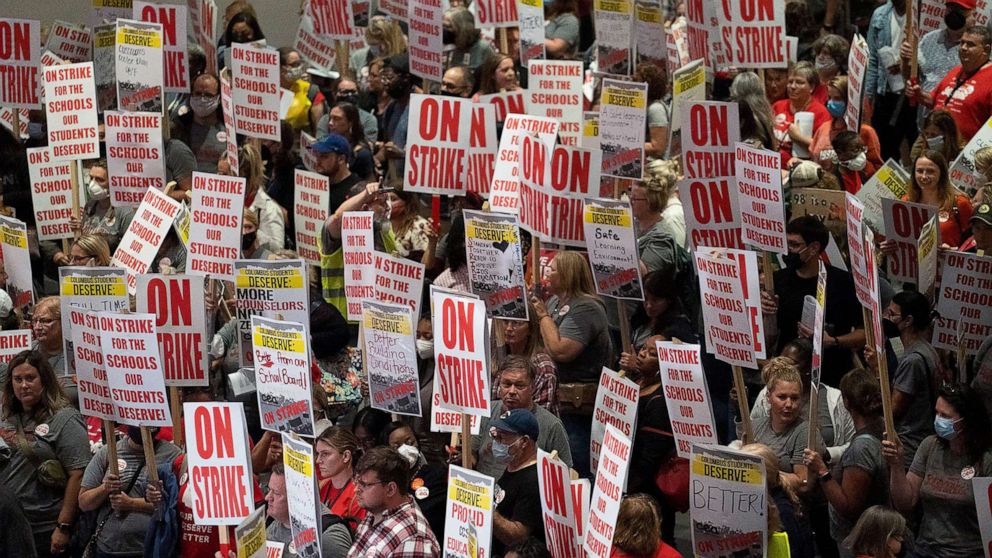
left=934, top=416, right=961, bottom=440
left=826, top=99, right=846, bottom=118
left=491, top=437, right=521, bottom=462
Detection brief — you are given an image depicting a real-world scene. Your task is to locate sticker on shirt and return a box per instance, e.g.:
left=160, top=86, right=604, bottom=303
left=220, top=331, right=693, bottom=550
left=415, top=486, right=430, bottom=500
left=216, top=131, right=227, bottom=143
left=494, top=484, right=505, bottom=504
left=939, top=210, right=951, bottom=223
left=35, top=423, right=50, bottom=436
left=961, top=466, right=975, bottom=480
left=118, top=458, right=128, bottom=472
left=558, top=305, right=570, bottom=317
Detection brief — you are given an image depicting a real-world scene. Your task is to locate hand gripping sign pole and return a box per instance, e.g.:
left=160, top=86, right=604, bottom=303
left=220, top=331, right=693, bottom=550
left=732, top=365, right=753, bottom=444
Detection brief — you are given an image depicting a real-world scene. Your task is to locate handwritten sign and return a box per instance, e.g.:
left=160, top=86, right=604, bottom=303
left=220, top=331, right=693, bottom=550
left=583, top=198, right=642, bottom=300
left=115, top=19, right=163, bottom=112
left=443, top=465, right=495, bottom=558
left=363, top=300, right=422, bottom=417
left=235, top=259, right=310, bottom=367
left=282, top=434, right=321, bottom=558
left=253, top=316, right=315, bottom=437
left=59, top=267, right=129, bottom=375
left=464, top=210, right=528, bottom=320
left=690, top=444, right=767, bottom=557
left=595, top=0, right=634, bottom=75
left=599, top=78, right=647, bottom=179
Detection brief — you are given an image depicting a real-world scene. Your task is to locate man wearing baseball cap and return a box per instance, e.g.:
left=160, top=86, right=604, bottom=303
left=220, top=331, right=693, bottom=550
left=310, top=132, right=364, bottom=214
left=488, top=408, right=545, bottom=556
left=962, top=202, right=992, bottom=253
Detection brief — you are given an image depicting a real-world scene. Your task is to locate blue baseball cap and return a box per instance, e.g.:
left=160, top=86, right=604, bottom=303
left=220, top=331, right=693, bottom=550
left=310, top=132, right=351, bottom=155
left=490, top=408, right=539, bottom=440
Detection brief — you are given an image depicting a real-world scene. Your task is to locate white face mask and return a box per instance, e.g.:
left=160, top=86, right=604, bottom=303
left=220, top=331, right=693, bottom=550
left=87, top=179, right=109, bottom=200
left=843, top=152, right=867, bottom=171
left=814, top=55, right=837, bottom=73
left=416, top=338, right=434, bottom=360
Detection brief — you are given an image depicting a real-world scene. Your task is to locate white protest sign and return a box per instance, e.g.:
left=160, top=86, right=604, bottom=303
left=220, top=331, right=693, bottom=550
left=105, top=111, right=165, bottom=206
left=518, top=0, right=545, bottom=65
left=599, top=78, right=647, bottom=179
left=0, top=330, right=31, bottom=365
left=93, top=24, right=117, bottom=112
left=91, top=0, right=132, bottom=28
left=735, top=142, right=786, bottom=253
left=572, top=479, right=590, bottom=543
left=679, top=176, right=744, bottom=249
left=408, top=0, right=443, bottom=82
left=112, top=187, right=181, bottom=292
left=0, top=18, right=40, bottom=109
left=188, top=172, right=246, bottom=282
left=183, top=402, right=254, bottom=525
left=432, top=290, right=491, bottom=416
left=190, top=0, right=219, bottom=75
left=443, top=465, right=495, bottom=558
left=846, top=34, right=868, bottom=133
left=595, top=0, right=634, bottom=75
left=234, top=505, right=267, bottom=558
left=137, top=274, right=210, bottom=387
left=477, top=0, right=518, bottom=26
left=856, top=158, right=909, bottom=232
left=342, top=211, right=375, bottom=321
left=467, top=104, right=498, bottom=196
left=635, top=0, right=666, bottom=68
left=657, top=341, right=717, bottom=457
left=683, top=101, right=739, bottom=179
left=690, top=444, right=767, bottom=556
left=46, top=20, right=92, bottom=64
left=282, top=434, right=322, bottom=558
left=235, top=259, right=310, bottom=367
left=666, top=17, right=691, bottom=73
left=716, top=0, right=785, bottom=68
left=950, top=116, right=992, bottom=196
left=932, top=251, right=992, bottom=356
left=478, top=89, right=527, bottom=122
left=231, top=44, right=280, bottom=141
left=300, top=131, right=317, bottom=172
left=363, top=300, right=422, bottom=417
left=695, top=248, right=758, bottom=368
left=883, top=198, right=937, bottom=284
left=405, top=94, right=472, bottom=195
left=670, top=58, right=705, bottom=134
left=685, top=0, right=710, bottom=62
left=464, top=210, right=528, bottom=319
left=59, top=267, right=129, bottom=375
left=307, top=0, right=355, bottom=40
left=68, top=309, right=114, bottom=420
left=917, top=215, right=939, bottom=295
left=295, top=14, right=336, bottom=71
left=43, top=62, right=99, bottom=161
left=845, top=193, right=877, bottom=309
left=919, top=0, right=944, bottom=36
left=373, top=251, right=425, bottom=320
left=0, top=216, right=32, bottom=309
left=583, top=111, right=600, bottom=151
left=98, top=312, right=173, bottom=427
left=293, top=169, right=329, bottom=264
left=583, top=425, right=631, bottom=558
left=537, top=449, right=582, bottom=558
left=519, top=137, right=601, bottom=247
left=134, top=2, right=188, bottom=93
left=430, top=374, right=482, bottom=434
left=811, top=261, right=827, bottom=387
left=253, top=316, right=315, bottom=437
left=489, top=114, right=559, bottom=213
left=220, top=72, right=239, bottom=175
left=590, top=367, right=639, bottom=474
left=527, top=61, right=583, bottom=147
left=583, top=197, right=643, bottom=300
left=26, top=147, right=74, bottom=241
left=115, top=19, right=163, bottom=112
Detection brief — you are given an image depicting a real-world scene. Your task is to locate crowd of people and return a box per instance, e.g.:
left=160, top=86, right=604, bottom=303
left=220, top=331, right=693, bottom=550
left=0, top=0, right=991, bottom=557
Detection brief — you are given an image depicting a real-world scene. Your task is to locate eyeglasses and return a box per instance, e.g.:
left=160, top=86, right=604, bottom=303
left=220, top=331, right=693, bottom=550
left=31, top=318, right=57, bottom=327
left=70, top=255, right=95, bottom=264
left=353, top=476, right=385, bottom=490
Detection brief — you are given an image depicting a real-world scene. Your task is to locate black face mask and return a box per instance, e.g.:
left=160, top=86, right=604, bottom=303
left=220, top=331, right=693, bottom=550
left=440, top=88, right=464, bottom=97
left=386, top=77, right=411, bottom=99
left=337, top=92, right=358, bottom=104
left=882, top=318, right=901, bottom=339
left=783, top=251, right=804, bottom=270
left=442, top=28, right=456, bottom=45
left=242, top=231, right=257, bottom=251
left=945, top=10, right=966, bottom=31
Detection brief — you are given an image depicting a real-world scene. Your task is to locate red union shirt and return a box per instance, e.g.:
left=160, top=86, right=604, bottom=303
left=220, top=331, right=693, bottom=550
left=932, top=62, right=992, bottom=141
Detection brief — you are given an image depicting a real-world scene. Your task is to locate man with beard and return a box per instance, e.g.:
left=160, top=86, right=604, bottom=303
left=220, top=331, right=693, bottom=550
left=310, top=132, right=364, bottom=215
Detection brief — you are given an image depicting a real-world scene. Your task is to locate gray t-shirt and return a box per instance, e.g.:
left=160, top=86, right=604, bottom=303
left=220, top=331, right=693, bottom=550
left=546, top=13, right=579, bottom=52
left=81, top=439, right=183, bottom=556
left=473, top=400, right=573, bottom=478
left=165, top=138, right=196, bottom=185
left=188, top=120, right=226, bottom=173
left=0, top=407, right=91, bottom=534
left=647, top=100, right=670, bottom=129
left=547, top=295, right=612, bottom=383
left=752, top=386, right=836, bottom=447
left=893, top=341, right=938, bottom=467
left=909, top=435, right=992, bottom=558
left=266, top=509, right=352, bottom=557
left=827, top=429, right=889, bottom=544
left=749, top=416, right=824, bottom=473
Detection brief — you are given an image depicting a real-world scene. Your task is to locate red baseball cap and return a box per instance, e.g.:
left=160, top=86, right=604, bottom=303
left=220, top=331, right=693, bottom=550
left=948, top=0, right=977, bottom=10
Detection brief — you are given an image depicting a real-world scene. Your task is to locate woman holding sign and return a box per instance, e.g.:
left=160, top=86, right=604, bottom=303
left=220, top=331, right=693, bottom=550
left=902, top=151, right=973, bottom=249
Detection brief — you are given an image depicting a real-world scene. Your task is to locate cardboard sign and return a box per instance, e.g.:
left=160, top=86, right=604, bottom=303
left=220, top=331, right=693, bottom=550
left=735, top=142, right=786, bottom=253
left=846, top=34, right=868, bottom=133
left=26, top=147, right=73, bottom=241
left=537, top=449, right=582, bottom=558
left=363, top=301, right=422, bottom=417
left=342, top=211, right=375, bottom=321
left=134, top=2, right=188, bottom=93
left=717, top=0, right=785, bottom=68
left=405, top=94, right=472, bottom=196
left=477, top=90, right=527, bottom=123
left=583, top=197, right=643, bottom=300
left=373, top=251, right=425, bottom=321
left=282, top=434, right=322, bottom=558
left=690, top=444, right=767, bottom=556
left=476, top=0, right=518, bottom=27
left=683, top=101, right=739, bottom=179
left=93, top=24, right=117, bottom=112
left=0, top=330, right=31, bottom=364
left=115, top=19, right=163, bottom=112
left=98, top=312, right=172, bottom=427
left=856, top=159, right=909, bottom=232
left=882, top=198, right=937, bottom=284
left=635, top=0, right=666, bottom=68
left=571, top=479, right=590, bottom=542
left=190, top=0, right=219, bottom=75
left=443, top=465, right=495, bottom=558
left=45, top=20, right=92, bottom=64
left=188, top=172, right=246, bottom=282
left=526, top=61, right=583, bottom=146
left=590, top=367, right=639, bottom=474
left=432, top=291, right=491, bottom=416
left=518, top=0, right=545, bottom=65
left=295, top=14, right=337, bottom=71
left=599, top=78, right=647, bottom=179
left=467, top=104, right=498, bottom=196
left=0, top=19, right=40, bottom=109
left=917, top=215, right=939, bottom=295
left=137, top=274, right=209, bottom=386
left=184, top=402, right=254, bottom=525
left=670, top=58, right=705, bottom=134
left=231, top=44, right=280, bottom=141
left=0, top=216, right=32, bottom=309
left=695, top=248, right=758, bottom=368
left=234, top=505, right=267, bottom=558
left=59, top=267, right=129, bottom=375
left=430, top=373, right=482, bottom=434
left=464, top=210, right=528, bottom=320
left=595, top=0, right=634, bottom=75
left=408, top=0, right=443, bottom=82
left=489, top=114, right=559, bottom=213
left=293, top=170, right=329, bottom=264
left=584, top=425, right=631, bottom=558
left=253, top=316, right=315, bottom=437
left=845, top=194, right=874, bottom=308
left=220, top=72, right=239, bottom=174
left=43, top=62, right=99, bottom=160
left=679, top=177, right=743, bottom=249
left=932, top=251, right=992, bottom=355
left=235, top=259, right=310, bottom=367
left=105, top=111, right=165, bottom=206
left=69, top=309, right=114, bottom=420
left=950, top=116, right=992, bottom=196
left=811, top=261, right=827, bottom=387
left=112, top=187, right=181, bottom=292
left=656, top=341, right=717, bottom=457
left=974, top=476, right=992, bottom=558
left=307, top=0, right=355, bottom=40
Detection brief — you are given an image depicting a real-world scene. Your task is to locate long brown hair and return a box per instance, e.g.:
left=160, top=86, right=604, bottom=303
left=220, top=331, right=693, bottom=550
left=477, top=53, right=514, bottom=95
left=550, top=251, right=596, bottom=300
left=612, top=494, right=663, bottom=556
left=908, top=150, right=961, bottom=212
left=1, top=350, right=68, bottom=421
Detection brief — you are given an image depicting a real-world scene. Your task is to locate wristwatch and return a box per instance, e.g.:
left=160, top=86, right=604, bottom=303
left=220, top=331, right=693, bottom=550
left=57, top=522, right=73, bottom=533
left=818, top=471, right=832, bottom=483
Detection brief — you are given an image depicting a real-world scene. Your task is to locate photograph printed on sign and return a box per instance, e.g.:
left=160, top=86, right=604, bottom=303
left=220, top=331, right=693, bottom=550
left=253, top=316, right=315, bottom=437
left=362, top=300, right=422, bottom=417
left=464, top=210, right=528, bottom=320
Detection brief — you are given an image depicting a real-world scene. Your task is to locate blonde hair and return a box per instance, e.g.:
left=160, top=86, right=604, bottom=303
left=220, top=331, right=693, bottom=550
left=763, top=357, right=803, bottom=395
left=551, top=251, right=596, bottom=299
left=828, top=75, right=848, bottom=99
left=72, top=234, right=112, bottom=266
left=640, top=159, right=679, bottom=212
left=238, top=143, right=267, bottom=194
left=243, top=207, right=259, bottom=229
left=973, top=146, right=992, bottom=179
left=789, top=61, right=819, bottom=90
left=612, top=494, right=663, bottom=556
left=365, top=16, right=407, bottom=58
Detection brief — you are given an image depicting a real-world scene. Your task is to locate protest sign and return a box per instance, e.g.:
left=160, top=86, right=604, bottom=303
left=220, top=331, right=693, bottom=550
left=0, top=216, right=32, bottom=309
left=583, top=198, right=642, bottom=299
left=595, top=0, right=634, bottom=75
left=92, top=0, right=133, bottom=27
left=105, top=111, right=165, bottom=206
left=409, top=0, right=443, bottom=82
left=537, top=449, right=582, bottom=558
left=293, top=170, right=329, bottom=264
left=0, top=18, right=40, bottom=109
left=282, top=434, right=322, bottom=558
left=300, top=130, right=316, bottom=172
left=295, top=15, right=337, bottom=71
left=430, top=373, right=482, bottom=434
left=584, top=425, right=631, bottom=558
left=231, top=44, right=280, bottom=141
left=363, top=301, right=422, bottom=416
left=467, top=104, right=498, bottom=196
left=635, top=0, right=666, bottom=68
left=846, top=34, right=868, bottom=132
left=950, top=116, right=992, bottom=196
left=599, top=78, right=647, bottom=179
left=572, top=479, right=590, bottom=542
left=683, top=101, right=738, bottom=179
left=46, top=20, right=91, bottom=64
left=220, top=72, right=239, bottom=174
left=917, top=215, right=939, bottom=296
left=882, top=198, right=937, bottom=284
left=735, top=142, right=786, bottom=253
left=811, top=261, right=827, bottom=388
left=235, top=259, right=309, bottom=367
left=69, top=309, right=114, bottom=419
left=183, top=402, right=253, bottom=525
left=188, top=172, right=246, bottom=282
left=856, top=158, right=909, bottom=232
left=307, top=0, right=355, bottom=40
left=98, top=312, right=172, bottom=427
left=405, top=94, right=472, bottom=195
left=342, top=211, right=375, bottom=321
left=590, top=368, right=639, bottom=474
left=59, top=267, right=128, bottom=374
left=464, top=210, right=528, bottom=320
left=863, top=226, right=885, bottom=356
left=265, top=542, right=284, bottom=558
left=432, top=290, right=491, bottom=416
left=478, top=90, right=527, bottom=123
left=690, top=444, right=767, bottom=556
left=134, top=2, right=188, bottom=93
left=373, top=251, right=425, bottom=318
left=791, top=188, right=847, bottom=235
left=0, top=107, right=29, bottom=139
left=518, top=0, right=545, bottom=64
left=112, top=188, right=181, bottom=292
left=443, top=465, right=495, bottom=558
left=190, top=0, right=219, bottom=75
left=716, top=0, right=785, bottom=68
left=919, top=0, right=944, bottom=36
left=43, top=62, right=99, bottom=160
left=695, top=248, right=757, bottom=367
left=93, top=24, right=117, bottom=112
left=137, top=275, right=209, bottom=386
left=0, top=330, right=31, bottom=364
left=115, top=19, right=163, bottom=112
left=583, top=112, right=600, bottom=151
left=671, top=58, right=705, bottom=134
left=845, top=194, right=874, bottom=307
left=519, top=138, right=600, bottom=246
left=657, top=341, right=717, bottom=457
left=932, top=251, right=992, bottom=355
left=974, top=477, right=992, bottom=558
left=26, top=147, right=74, bottom=241
left=526, top=61, right=584, bottom=146
left=489, top=114, right=559, bottom=213
left=666, top=18, right=691, bottom=73
left=235, top=505, right=267, bottom=558
left=253, top=316, right=315, bottom=437
left=679, top=177, right=743, bottom=249
left=476, top=0, right=518, bottom=26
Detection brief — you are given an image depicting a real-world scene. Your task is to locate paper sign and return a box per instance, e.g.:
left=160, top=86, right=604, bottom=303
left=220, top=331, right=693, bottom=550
left=583, top=111, right=600, bottom=151
left=190, top=0, right=219, bottom=75
left=932, top=251, right=992, bottom=356
left=950, top=116, right=992, bottom=196
left=526, top=60, right=584, bottom=146
left=68, top=309, right=114, bottom=420
left=845, top=194, right=874, bottom=308
left=432, top=291, right=491, bottom=416
left=670, top=58, right=705, bottom=134
left=307, top=0, right=355, bottom=40
left=405, top=94, right=472, bottom=195
left=856, top=159, right=909, bottom=232
left=590, top=367, right=639, bottom=474
left=685, top=0, right=710, bottom=62
left=595, top=0, right=634, bottom=75
left=92, top=0, right=133, bottom=28
left=231, top=44, right=280, bottom=141
left=430, top=374, right=482, bottom=434
left=0, top=18, right=40, bottom=109
left=293, top=170, right=329, bottom=264
left=115, top=19, right=163, bottom=112
left=537, top=449, right=582, bottom=558
left=735, top=142, right=786, bottom=253
left=253, top=316, right=315, bottom=437
left=443, top=465, right=495, bottom=558
left=683, top=101, right=739, bottom=179
left=919, top=0, right=944, bottom=36
left=235, top=259, right=310, bottom=367
left=917, top=215, right=939, bottom=295
left=282, top=434, right=322, bottom=558
left=679, top=177, right=743, bottom=249
left=519, top=137, right=600, bottom=247
left=112, top=187, right=181, bottom=292
left=716, top=0, right=785, bottom=68
left=43, top=62, right=99, bottom=160
left=477, top=0, right=518, bottom=26
left=363, top=300, right=422, bottom=417
left=478, top=90, right=527, bottom=123
left=695, top=248, right=758, bottom=368
left=220, top=72, right=239, bottom=175
left=46, top=20, right=92, bottom=64
left=666, top=17, right=691, bottom=73
left=188, top=172, right=246, bottom=282
left=464, top=210, right=528, bottom=320
left=184, top=402, right=254, bottom=525
left=518, top=0, right=545, bottom=65
left=572, top=479, right=590, bottom=542
left=489, top=114, right=559, bottom=213
left=599, top=78, right=647, bottom=179
left=408, top=0, right=443, bottom=81
left=26, top=147, right=74, bottom=241
left=583, top=198, right=642, bottom=300
left=98, top=312, right=172, bottom=427
left=657, top=342, right=717, bottom=457
left=137, top=274, right=209, bottom=386
left=690, top=444, right=767, bottom=556
left=0, top=216, right=32, bottom=309
left=846, top=34, right=868, bottom=133
left=300, top=131, right=317, bottom=172
left=0, top=107, right=29, bottom=139
left=235, top=505, right=267, bottom=558
left=635, top=0, right=666, bottom=68
left=373, top=251, right=425, bottom=321
left=380, top=0, right=409, bottom=22
left=93, top=24, right=117, bottom=112
left=342, top=211, right=376, bottom=321
left=105, top=111, right=165, bottom=206
left=295, top=14, right=337, bottom=71
left=134, top=2, right=188, bottom=93
left=59, top=267, right=129, bottom=375
left=467, top=104, right=498, bottom=196
left=882, top=198, right=937, bottom=284
left=584, top=425, right=631, bottom=558
left=0, top=330, right=31, bottom=364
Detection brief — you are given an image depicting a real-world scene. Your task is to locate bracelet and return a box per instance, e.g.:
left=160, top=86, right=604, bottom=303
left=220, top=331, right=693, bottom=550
left=818, top=470, right=832, bottom=483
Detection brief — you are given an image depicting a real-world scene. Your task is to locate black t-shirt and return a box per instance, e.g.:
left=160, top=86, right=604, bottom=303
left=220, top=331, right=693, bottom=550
left=773, top=265, right=862, bottom=386
left=494, top=463, right=544, bottom=556
left=328, top=172, right=364, bottom=215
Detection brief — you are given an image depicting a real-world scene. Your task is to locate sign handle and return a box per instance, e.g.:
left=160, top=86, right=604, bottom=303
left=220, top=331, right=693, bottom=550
left=531, top=237, right=541, bottom=289
left=334, top=40, right=349, bottom=77
left=11, top=110, right=20, bottom=142
left=140, top=426, right=160, bottom=484
left=498, top=28, right=509, bottom=55
left=805, top=384, right=820, bottom=453
left=218, top=523, right=231, bottom=558
left=760, top=251, right=778, bottom=338
left=104, top=419, right=120, bottom=477
left=731, top=365, right=752, bottom=444
left=169, top=386, right=184, bottom=448
left=863, top=307, right=897, bottom=442
left=616, top=300, right=632, bottom=357
left=432, top=195, right=441, bottom=230
left=461, top=414, right=473, bottom=469
left=70, top=160, right=81, bottom=240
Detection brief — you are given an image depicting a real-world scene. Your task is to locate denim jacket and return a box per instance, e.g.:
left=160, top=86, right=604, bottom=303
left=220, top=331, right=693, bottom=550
left=866, top=1, right=900, bottom=98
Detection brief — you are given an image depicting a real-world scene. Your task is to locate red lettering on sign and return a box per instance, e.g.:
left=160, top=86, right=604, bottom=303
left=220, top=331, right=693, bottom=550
left=193, top=405, right=235, bottom=459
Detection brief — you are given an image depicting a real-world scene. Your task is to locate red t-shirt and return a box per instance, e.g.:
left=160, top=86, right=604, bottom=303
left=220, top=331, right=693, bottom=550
left=611, top=542, right=682, bottom=558
left=772, top=98, right=832, bottom=166
left=812, top=83, right=828, bottom=105
left=319, top=478, right=366, bottom=523
left=932, top=62, right=992, bottom=142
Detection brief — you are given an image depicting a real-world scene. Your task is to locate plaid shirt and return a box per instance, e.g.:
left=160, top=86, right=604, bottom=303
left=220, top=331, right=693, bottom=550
left=347, top=497, right=440, bottom=558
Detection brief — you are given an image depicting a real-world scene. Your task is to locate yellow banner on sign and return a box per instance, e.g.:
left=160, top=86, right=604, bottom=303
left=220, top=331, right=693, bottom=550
left=60, top=276, right=128, bottom=297
left=584, top=206, right=632, bottom=227
left=595, top=0, right=632, bottom=13
left=116, top=28, right=162, bottom=49
left=235, top=268, right=305, bottom=289
left=602, top=88, right=646, bottom=109
left=466, top=222, right=518, bottom=243
left=236, top=517, right=266, bottom=558
left=0, top=227, right=27, bottom=249
left=635, top=3, right=662, bottom=22
left=692, top=454, right=764, bottom=485
left=520, top=0, right=542, bottom=6
left=284, top=446, right=313, bottom=477
left=447, top=477, right=492, bottom=511
left=673, top=64, right=706, bottom=95
left=363, top=311, right=412, bottom=335
left=252, top=328, right=306, bottom=354
left=94, top=29, right=115, bottom=48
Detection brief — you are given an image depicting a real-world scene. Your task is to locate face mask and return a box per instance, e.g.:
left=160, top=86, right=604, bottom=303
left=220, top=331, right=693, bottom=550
left=87, top=179, right=109, bottom=200
left=814, top=55, right=837, bottom=73
left=440, top=88, right=464, bottom=98
left=27, top=122, right=44, bottom=140
left=190, top=95, right=220, bottom=117
left=927, top=135, right=945, bottom=152
left=126, top=425, right=151, bottom=444
left=337, top=92, right=358, bottom=104
left=882, top=317, right=902, bottom=339
left=491, top=437, right=521, bottom=462
left=397, top=444, right=421, bottom=467
left=826, top=99, right=846, bottom=117
left=386, top=78, right=410, bottom=99
left=934, top=415, right=962, bottom=439
left=842, top=152, right=868, bottom=171
left=242, top=231, right=257, bottom=251
left=442, top=28, right=456, bottom=44
left=416, top=338, right=434, bottom=360
left=284, top=66, right=306, bottom=81
left=783, top=250, right=805, bottom=270
left=945, top=10, right=967, bottom=31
